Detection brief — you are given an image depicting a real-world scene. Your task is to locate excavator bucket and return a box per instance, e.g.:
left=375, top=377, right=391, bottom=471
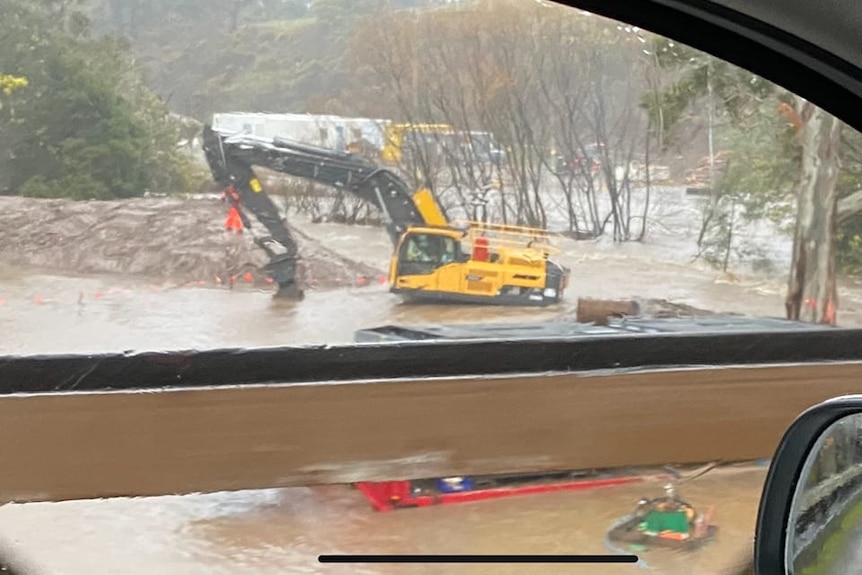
left=265, top=254, right=304, bottom=300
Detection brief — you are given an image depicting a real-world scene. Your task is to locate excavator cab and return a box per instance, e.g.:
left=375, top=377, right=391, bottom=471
left=392, top=229, right=468, bottom=284
left=390, top=224, right=569, bottom=306
left=402, top=232, right=468, bottom=266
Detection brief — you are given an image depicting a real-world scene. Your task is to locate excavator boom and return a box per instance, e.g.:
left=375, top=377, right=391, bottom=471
left=203, top=126, right=448, bottom=243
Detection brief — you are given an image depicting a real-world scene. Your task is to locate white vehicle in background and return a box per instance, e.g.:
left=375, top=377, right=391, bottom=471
left=211, top=112, right=391, bottom=153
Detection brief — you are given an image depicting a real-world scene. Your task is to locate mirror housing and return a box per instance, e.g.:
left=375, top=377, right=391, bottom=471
left=755, top=394, right=862, bottom=574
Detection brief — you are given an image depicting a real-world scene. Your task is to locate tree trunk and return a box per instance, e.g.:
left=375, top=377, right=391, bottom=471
left=785, top=99, right=842, bottom=325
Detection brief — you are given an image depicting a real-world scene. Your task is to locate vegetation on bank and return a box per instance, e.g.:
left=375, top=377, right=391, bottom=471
left=797, top=494, right=862, bottom=575
left=0, top=0, right=202, bottom=200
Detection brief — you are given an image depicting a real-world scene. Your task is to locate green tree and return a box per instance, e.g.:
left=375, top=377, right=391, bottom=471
left=0, top=0, right=198, bottom=200
left=640, top=38, right=774, bottom=151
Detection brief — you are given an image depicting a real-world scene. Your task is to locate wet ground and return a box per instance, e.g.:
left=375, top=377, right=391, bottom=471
left=0, top=189, right=856, bottom=574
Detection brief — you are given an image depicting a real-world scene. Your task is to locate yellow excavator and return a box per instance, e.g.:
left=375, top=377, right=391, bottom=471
left=202, top=125, right=570, bottom=306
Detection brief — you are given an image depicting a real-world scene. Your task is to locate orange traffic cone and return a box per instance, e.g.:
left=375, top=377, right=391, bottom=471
left=225, top=206, right=243, bottom=232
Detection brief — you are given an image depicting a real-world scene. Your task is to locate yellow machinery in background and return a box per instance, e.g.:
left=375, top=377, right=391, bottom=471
left=381, top=123, right=456, bottom=165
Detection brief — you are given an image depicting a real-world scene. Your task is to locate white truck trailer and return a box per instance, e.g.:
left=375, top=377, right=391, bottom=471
left=211, top=112, right=391, bottom=152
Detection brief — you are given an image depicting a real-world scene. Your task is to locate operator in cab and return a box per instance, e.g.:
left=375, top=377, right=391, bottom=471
left=406, top=235, right=435, bottom=262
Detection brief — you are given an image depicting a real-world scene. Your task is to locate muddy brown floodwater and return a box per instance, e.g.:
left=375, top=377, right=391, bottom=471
left=0, top=467, right=765, bottom=575
left=1, top=192, right=859, bottom=574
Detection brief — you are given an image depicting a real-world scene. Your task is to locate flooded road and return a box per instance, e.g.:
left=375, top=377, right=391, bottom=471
left=0, top=205, right=851, bottom=574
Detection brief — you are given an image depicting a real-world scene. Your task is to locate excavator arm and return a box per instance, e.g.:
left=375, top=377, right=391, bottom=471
left=202, top=125, right=304, bottom=299
left=203, top=125, right=449, bottom=240
left=201, top=125, right=450, bottom=298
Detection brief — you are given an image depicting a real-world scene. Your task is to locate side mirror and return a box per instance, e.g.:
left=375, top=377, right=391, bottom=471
left=755, top=394, right=862, bottom=574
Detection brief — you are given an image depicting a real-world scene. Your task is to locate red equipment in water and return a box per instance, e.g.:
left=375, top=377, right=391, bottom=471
left=355, top=475, right=649, bottom=512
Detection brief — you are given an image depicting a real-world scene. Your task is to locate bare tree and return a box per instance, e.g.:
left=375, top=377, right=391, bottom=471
left=345, top=0, right=655, bottom=238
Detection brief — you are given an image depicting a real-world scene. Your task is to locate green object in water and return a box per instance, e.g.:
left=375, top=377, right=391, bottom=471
left=644, top=510, right=689, bottom=534
left=629, top=544, right=649, bottom=552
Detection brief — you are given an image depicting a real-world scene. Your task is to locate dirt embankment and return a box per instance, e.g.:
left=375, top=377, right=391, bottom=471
left=0, top=196, right=384, bottom=289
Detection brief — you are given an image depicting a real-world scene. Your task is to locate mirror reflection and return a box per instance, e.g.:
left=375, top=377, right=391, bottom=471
left=789, top=413, right=862, bottom=575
